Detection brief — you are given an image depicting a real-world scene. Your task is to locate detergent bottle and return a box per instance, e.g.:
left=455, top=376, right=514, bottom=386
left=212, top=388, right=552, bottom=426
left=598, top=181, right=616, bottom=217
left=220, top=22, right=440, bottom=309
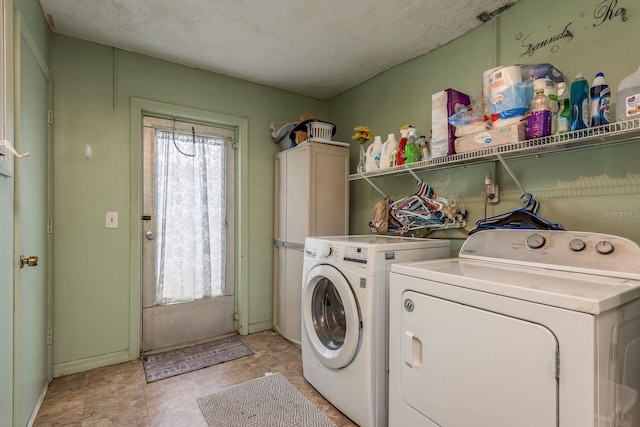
left=557, top=81, right=570, bottom=134
left=616, top=65, right=640, bottom=122
left=570, top=73, right=590, bottom=131
left=404, top=127, right=419, bottom=164
left=380, top=133, right=398, bottom=169
left=365, top=136, right=382, bottom=172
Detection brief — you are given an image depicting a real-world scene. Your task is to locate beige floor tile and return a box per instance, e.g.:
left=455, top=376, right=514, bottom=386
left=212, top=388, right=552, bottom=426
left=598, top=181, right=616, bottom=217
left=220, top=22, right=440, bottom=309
left=34, top=330, right=357, bottom=427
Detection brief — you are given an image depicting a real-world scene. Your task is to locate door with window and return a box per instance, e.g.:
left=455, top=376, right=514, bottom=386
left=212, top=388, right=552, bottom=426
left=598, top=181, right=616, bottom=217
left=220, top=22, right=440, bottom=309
left=141, top=116, right=236, bottom=353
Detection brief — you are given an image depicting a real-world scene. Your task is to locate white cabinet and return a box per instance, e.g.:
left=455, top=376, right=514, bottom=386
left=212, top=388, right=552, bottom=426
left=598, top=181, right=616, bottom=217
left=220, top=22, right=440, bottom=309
left=273, top=142, right=349, bottom=345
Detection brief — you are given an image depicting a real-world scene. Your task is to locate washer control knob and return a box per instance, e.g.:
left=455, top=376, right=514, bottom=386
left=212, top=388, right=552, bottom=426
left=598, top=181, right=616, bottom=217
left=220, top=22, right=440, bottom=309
left=322, top=245, right=333, bottom=258
left=595, top=240, right=615, bottom=255
left=569, top=239, right=586, bottom=252
left=526, top=233, right=546, bottom=249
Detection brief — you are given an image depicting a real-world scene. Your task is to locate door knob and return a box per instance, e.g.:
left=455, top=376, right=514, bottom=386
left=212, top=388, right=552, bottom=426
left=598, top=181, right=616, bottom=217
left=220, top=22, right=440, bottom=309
left=145, top=231, right=156, bottom=240
left=20, top=255, right=39, bottom=268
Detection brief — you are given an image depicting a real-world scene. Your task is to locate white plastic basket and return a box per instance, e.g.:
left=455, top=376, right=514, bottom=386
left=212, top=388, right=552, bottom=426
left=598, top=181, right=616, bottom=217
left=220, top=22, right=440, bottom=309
left=307, top=121, right=334, bottom=143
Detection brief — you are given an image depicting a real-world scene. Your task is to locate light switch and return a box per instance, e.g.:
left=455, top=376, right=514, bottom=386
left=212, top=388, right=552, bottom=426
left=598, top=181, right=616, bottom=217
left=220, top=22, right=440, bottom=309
left=105, top=211, right=119, bottom=228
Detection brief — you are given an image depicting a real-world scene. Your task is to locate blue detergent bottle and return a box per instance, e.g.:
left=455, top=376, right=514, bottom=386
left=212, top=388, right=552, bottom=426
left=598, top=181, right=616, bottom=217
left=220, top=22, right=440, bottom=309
left=590, top=72, right=610, bottom=127
left=570, top=73, right=589, bottom=131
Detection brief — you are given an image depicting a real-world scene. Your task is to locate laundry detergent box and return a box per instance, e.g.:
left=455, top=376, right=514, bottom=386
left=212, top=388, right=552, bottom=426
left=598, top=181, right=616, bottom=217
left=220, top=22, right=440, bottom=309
left=431, top=88, right=471, bottom=157
left=454, top=123, right=525, bottom=153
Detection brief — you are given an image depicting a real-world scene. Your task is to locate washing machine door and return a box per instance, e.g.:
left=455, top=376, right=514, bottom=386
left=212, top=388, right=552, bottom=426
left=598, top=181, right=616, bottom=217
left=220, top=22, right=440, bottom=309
left=303, top=264, right=361, bottom=369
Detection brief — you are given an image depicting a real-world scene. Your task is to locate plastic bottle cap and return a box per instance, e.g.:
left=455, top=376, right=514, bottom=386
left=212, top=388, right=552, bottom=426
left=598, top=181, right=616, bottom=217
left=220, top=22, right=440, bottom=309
left=575, top=73, right=584, bottom=79
left=595, top=72, right=605, bottom=78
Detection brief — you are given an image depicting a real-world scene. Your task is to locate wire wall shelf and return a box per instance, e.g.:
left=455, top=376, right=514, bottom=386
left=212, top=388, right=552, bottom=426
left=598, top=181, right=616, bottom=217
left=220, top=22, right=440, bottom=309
left=348, top=118, right=640, bottom=181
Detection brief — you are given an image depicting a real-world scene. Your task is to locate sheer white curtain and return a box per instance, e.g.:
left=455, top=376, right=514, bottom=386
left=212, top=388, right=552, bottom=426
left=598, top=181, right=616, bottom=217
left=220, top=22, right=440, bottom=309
left=154, top=129, right=226, bottom=305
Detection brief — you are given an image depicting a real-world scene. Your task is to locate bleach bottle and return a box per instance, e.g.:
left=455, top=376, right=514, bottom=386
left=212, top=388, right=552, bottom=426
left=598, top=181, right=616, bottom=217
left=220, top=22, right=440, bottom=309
left=364, top=136, right=382, bottom=172
left=616, top=65, right=640, bottom=122
left=590, top=72, right=610, bottom=127
left=570, top=73, right=589, bottom=131
left=380, top=133, right=398, bottom=169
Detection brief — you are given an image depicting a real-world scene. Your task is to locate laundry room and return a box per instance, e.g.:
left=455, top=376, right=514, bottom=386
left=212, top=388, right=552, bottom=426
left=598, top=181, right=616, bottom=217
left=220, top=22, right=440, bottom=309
left=1, top=0, right=639, bottom=426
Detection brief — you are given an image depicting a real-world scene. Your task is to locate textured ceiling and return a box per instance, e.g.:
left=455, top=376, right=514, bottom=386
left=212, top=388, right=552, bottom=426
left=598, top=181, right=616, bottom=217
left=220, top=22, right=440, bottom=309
left=39, top=0, right=518, bottom=100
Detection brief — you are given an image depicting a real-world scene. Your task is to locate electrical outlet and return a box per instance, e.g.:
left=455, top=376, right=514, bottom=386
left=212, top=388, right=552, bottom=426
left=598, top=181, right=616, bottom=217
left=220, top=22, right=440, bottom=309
left=488, top=184, right=500, bottom=204
left=105, top=211, right=119, bottom=228
left=485, top=174, right=499, bottom=204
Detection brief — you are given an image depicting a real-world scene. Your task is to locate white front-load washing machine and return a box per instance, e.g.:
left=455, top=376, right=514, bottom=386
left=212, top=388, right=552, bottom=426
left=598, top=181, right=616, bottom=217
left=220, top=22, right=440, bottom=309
left=301, top=235, right=450, bottom=427
left=389, top=229, right=640, bottom=427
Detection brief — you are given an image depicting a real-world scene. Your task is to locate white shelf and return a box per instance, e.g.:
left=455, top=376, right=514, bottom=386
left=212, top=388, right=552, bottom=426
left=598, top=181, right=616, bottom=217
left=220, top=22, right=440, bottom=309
left=349, top=119, right=640, bottom=181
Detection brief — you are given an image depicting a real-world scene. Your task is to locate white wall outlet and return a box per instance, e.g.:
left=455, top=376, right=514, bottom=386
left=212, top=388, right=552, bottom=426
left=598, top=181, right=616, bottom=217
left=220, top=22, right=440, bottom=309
left=105, top=211, right=119, bottom=228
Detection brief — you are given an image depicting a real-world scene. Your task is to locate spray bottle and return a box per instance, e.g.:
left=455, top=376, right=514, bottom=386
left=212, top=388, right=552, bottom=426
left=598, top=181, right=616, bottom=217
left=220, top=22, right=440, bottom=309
left=404, top=127, right=419, bottom=164
left=416, top=135, right=429, bottom=161
left=396, top=127, right=409, bottom=166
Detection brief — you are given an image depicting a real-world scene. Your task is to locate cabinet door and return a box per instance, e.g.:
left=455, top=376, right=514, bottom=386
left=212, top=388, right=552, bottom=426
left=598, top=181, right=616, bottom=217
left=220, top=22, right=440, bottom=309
left=274, top=151, right=290, bottom=242
left=273, top=245, right=304, bottom=344
left=272, top=244, right=286, bottom=335
left=285, top=147, right=310, bottom=244
left=309, top=144, right=349, bottom=237
left=283, top=247, right=304, bottom=345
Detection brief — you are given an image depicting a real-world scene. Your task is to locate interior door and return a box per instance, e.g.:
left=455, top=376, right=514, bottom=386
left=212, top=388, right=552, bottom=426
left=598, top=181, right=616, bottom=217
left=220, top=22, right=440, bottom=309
left=400, top=290, right=558, bottom=427
left=141, top=116, right=236, bottom=353
left=14, top=15, right=51, bottom=427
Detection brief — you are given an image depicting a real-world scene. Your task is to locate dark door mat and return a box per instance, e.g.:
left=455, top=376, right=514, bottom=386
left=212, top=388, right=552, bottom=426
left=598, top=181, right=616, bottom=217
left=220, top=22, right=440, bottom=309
left=142, top=334, right=254, bottom=383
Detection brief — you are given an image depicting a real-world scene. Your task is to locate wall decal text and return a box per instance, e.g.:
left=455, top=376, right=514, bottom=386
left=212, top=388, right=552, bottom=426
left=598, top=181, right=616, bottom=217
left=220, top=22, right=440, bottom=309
left=593, top=0, right=628, bottom=26
left=517, top=22, right=574, bottom=57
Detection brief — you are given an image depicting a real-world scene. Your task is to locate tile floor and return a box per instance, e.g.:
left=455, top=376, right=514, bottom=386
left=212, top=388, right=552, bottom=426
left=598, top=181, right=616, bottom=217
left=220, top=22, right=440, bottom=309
left=34, top=330, right=358, bottom=426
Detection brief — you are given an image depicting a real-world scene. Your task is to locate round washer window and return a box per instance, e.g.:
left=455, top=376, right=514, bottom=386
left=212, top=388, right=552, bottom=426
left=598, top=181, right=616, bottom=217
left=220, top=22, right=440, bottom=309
left=312, top=277, right=346, bottom=350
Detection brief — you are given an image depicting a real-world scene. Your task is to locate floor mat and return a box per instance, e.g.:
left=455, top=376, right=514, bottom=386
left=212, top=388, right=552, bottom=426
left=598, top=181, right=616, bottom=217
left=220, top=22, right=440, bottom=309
left=197, top=372, right=337, bottom=427
left=142, top=335, right=253, bottom=383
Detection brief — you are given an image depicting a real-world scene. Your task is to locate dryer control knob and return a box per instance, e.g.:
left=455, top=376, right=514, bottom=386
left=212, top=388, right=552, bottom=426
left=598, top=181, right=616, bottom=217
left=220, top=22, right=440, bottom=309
left=569, top=239, right=586, bottom=252
left=595, top=240, right=615, bottom=255
left=322, top=245, right=333, bottom=257
left=526, top=233, right=546, bottom=249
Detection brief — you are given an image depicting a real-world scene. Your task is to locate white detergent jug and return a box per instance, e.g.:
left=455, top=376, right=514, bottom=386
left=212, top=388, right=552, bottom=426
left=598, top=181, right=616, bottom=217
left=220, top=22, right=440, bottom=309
left=617, top=65, right=640, bottom=122
left=365, top=136, right=382, bottom=172
left=380, top=133, right=398, bottom=169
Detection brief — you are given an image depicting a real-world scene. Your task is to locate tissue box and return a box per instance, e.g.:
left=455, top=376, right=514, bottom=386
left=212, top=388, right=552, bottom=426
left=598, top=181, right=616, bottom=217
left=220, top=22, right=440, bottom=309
left=454, top=123, right=525, bottom=153
left=431, top=88, right=471, bottom=156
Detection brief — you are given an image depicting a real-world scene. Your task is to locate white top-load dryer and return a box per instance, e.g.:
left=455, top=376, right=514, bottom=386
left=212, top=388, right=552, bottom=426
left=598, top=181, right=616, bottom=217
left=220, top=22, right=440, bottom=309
left=302, top=235, right=450, bottom=427
left=389, top=229, right=640, bottom=427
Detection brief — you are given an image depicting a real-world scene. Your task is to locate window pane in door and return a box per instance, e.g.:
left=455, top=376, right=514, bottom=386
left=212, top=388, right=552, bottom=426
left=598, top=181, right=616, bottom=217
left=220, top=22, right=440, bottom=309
left=154, top=129, right=227, bottom=305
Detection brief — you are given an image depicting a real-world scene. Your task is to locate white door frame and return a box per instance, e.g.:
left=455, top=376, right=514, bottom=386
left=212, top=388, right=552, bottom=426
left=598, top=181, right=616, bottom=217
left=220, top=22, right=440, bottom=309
left=129, top=98, right=249, bottom=358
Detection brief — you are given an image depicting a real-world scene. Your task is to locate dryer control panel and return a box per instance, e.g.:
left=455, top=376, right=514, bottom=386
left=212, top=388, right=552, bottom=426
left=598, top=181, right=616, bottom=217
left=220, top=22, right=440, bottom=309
left=459, top=229, right=640, bottom=279
left=344, top=246, right=368, bottom=264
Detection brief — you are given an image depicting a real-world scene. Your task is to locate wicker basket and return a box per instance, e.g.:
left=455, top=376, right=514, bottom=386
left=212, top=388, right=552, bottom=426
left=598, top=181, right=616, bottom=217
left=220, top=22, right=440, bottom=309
left=307, top=121, right=334, bottom=143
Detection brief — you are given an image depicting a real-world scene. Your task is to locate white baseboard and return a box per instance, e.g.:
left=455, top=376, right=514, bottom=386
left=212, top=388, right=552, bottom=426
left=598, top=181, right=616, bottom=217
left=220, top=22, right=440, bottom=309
left=248, top=320, right=273, bottom=334
left=27, top=382, right=48, bottom=427
left=53, top=350, right=132, bottom=377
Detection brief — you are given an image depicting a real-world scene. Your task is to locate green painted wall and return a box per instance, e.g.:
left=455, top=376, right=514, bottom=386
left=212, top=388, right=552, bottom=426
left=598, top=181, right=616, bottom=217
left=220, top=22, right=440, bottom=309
left=28, top=0, right=640, bottom=382
left=329, top=0, right=640, bottom=252
left=51, top=34, right=326, bottom=373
